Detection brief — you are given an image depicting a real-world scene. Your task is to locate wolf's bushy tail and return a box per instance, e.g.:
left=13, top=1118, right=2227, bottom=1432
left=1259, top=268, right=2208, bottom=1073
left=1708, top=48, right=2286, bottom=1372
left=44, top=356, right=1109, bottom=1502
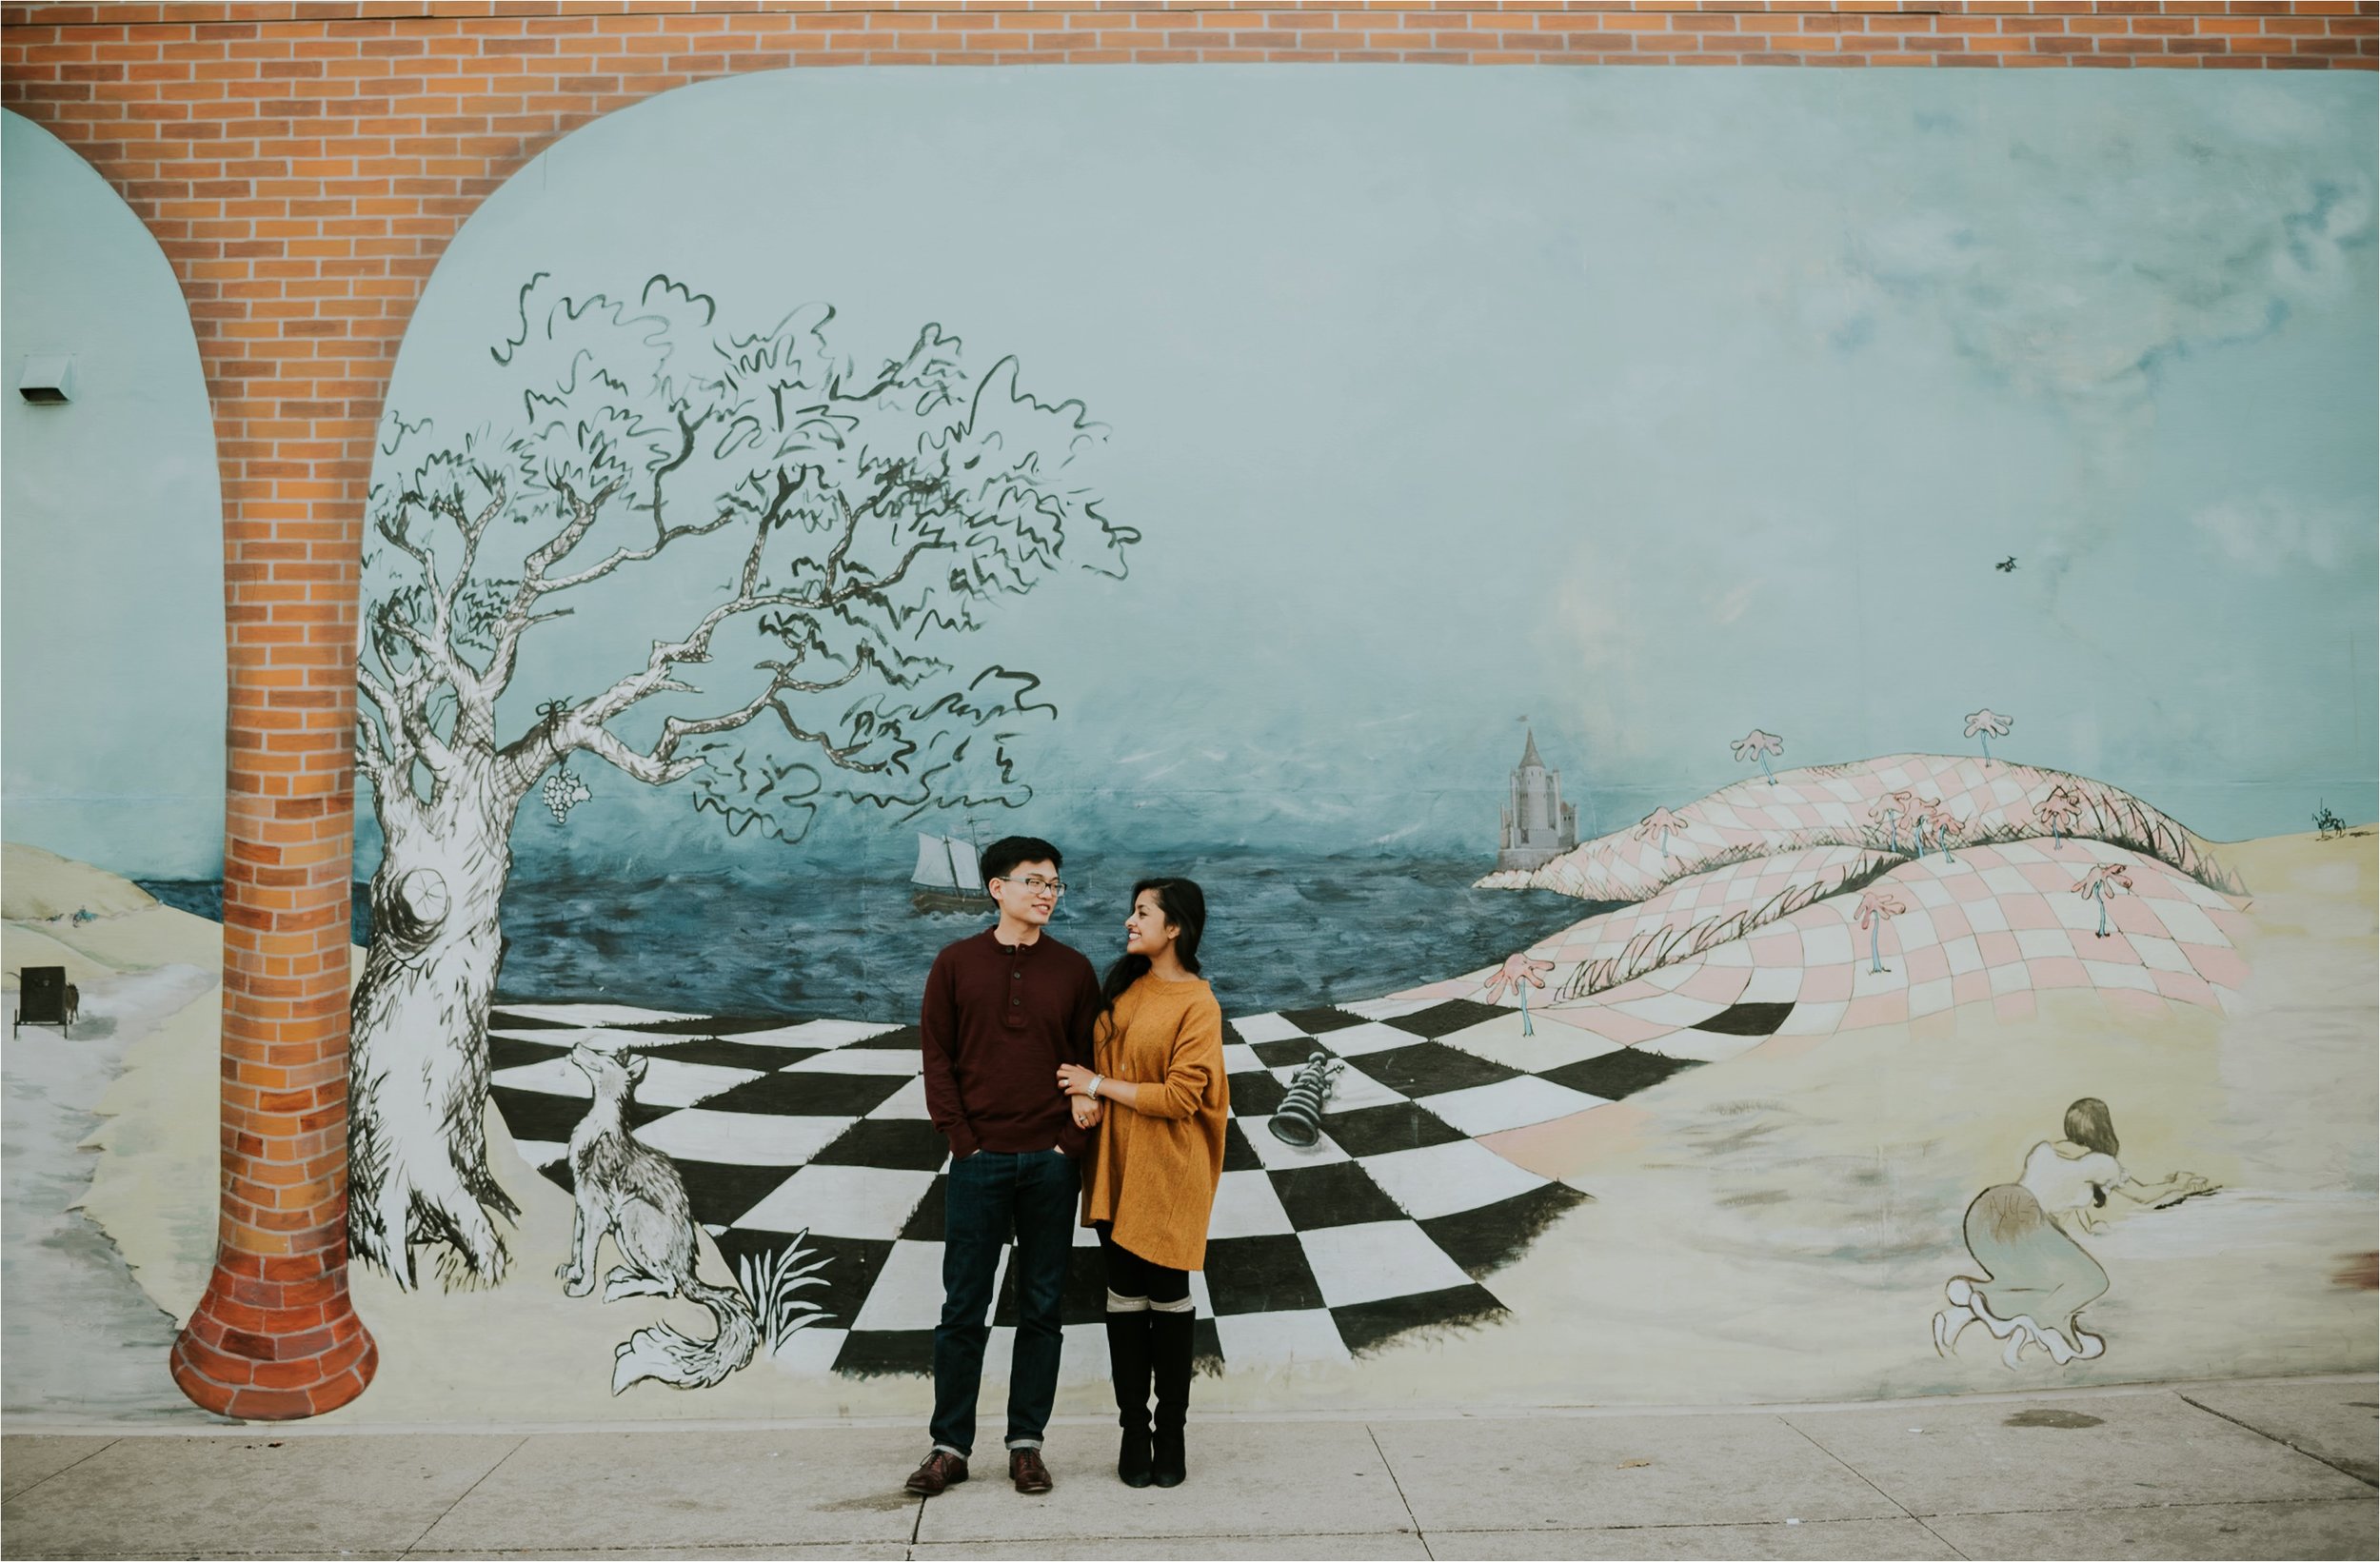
left=611, top=1276, right=760, bottom=1393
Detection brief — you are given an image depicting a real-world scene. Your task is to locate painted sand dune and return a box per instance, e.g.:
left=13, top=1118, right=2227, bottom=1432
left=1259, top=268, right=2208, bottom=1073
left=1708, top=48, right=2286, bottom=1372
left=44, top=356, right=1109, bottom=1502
left=1478, top=754, right=2235, bottom=904
left=1425, top=837, right=2250, bottom=1058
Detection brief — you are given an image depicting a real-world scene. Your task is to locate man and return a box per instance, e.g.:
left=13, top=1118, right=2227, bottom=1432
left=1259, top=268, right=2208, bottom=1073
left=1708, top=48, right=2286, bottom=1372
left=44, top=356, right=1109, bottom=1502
left=906, top=836, right=1103, bottom=1498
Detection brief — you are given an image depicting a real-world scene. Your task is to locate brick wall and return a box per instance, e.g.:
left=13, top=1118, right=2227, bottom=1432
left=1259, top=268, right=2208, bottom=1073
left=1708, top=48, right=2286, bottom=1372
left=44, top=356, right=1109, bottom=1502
left=2, top=0, right=2371, bottom=1418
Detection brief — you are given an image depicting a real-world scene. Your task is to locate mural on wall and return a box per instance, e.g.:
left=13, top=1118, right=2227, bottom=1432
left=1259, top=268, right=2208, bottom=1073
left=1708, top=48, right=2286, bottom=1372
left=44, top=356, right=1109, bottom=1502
left=5, top=72, right=2376, bottom=1423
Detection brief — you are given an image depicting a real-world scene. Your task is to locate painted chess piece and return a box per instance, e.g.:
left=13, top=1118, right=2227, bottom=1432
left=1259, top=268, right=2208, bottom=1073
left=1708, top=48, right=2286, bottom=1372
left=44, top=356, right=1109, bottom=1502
left=1268, top=1050, right=1344, bottom=1148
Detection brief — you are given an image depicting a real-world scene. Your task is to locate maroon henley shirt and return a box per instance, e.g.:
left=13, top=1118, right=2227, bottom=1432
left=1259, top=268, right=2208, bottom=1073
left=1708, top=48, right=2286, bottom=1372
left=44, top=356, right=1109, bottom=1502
left=920, top=927, right=1102, bottom=1160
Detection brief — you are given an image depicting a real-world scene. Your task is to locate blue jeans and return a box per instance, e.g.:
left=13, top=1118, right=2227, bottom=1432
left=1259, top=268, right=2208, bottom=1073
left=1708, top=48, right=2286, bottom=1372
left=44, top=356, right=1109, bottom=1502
left=930, top=1148, right=1080, bottom=1456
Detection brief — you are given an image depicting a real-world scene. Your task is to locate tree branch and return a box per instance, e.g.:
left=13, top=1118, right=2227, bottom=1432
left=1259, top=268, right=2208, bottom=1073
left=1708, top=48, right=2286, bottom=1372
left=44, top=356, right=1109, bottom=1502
left=438, top=476, right=507, bottom=630
left=647, top=407, right=702, bottom=544
left=374, top=606, right=445, bottom=670
left=536, top=488, right=956, bottom=791
left=477, top=475, right=624, bottom=702
left=649, top=653, right=881, bottom=768
left=502, top=649, right=888, bottom=810
left=357, top=666, right=399, bottom=730
left=571, top=722, right=706, bottom=787
left=374, top=503, right=445, bottom=608
left=476, top=465, right=761, bottom=703
left=366, top=601, right=461, bottom=784
left=351, top=717, right=427, bottom=831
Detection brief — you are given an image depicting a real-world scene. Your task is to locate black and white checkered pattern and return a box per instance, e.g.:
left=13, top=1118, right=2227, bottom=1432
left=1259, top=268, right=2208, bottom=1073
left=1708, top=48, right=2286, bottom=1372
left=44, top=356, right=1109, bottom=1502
left=489, top=993, right=1741, bottom=1378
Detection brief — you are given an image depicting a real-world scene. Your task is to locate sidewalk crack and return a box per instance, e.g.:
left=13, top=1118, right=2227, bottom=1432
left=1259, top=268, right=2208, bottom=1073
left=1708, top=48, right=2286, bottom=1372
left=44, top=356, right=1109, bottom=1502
left=2176, top=1393, right=2379, bottom=1489
left=399, top=1433, right=527, bottom=1557
left=1, top=1434, right=123, bottom=1505
left=1366, top=1423, right=1432, bottom=1559
left=1778, top=1414, right=1972, bottom=1561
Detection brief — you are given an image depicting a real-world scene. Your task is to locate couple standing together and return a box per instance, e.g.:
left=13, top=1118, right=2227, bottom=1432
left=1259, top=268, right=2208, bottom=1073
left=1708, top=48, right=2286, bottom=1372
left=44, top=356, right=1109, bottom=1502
left=905, top=837, right=1228, bottom=1498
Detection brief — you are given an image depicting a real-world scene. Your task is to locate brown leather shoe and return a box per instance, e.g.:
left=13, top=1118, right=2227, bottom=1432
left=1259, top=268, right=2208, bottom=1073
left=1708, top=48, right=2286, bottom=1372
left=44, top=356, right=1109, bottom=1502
left=904, top=1450, right=968, bottom=1496
left=1009, top=1446, right=1054, bottom=1494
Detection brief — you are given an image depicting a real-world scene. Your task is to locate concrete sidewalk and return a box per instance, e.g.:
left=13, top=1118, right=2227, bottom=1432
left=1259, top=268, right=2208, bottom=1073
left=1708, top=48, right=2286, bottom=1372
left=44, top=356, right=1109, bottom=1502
left=3, top=1375, right=2373, bottom=1560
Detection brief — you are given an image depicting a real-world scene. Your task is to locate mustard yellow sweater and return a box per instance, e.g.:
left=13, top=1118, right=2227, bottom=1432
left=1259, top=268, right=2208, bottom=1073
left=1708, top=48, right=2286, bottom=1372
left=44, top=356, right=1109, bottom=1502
left=1080, top=974, right=1230, bottom=1272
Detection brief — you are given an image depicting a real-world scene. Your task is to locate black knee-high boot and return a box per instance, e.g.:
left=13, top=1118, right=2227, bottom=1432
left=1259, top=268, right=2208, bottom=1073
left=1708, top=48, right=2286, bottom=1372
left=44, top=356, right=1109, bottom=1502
left=1105, top=1312, right=1154, bottom=1487
left=1148, top=1310, right=1195, bottom=1488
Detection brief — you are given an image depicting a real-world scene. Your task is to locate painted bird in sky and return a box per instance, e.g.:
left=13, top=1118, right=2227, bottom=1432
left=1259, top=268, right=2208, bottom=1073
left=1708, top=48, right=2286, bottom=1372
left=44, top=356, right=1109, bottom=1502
left=1996, top=556, right=2017, bottom=573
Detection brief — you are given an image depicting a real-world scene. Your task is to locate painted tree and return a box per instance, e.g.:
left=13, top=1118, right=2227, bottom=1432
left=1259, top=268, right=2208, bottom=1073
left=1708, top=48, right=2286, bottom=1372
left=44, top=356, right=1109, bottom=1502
left=1482, top=952, right=1556, bottom=1037
left=2075, top=862, right=2132, bottom=939
left=1856, top=888, right=1906, bottom=975
left=1732, top=728, right=1784, bottom=786
left=350, top=276, right=1136, bottom=1287
left=1635, top=806, right=1687, bottom=858
left=2036, top=784, right=2082, bottom=853
left=1869, top=788, right=1915, bottom=855
left=1964, top=707, right=2013, bottom=767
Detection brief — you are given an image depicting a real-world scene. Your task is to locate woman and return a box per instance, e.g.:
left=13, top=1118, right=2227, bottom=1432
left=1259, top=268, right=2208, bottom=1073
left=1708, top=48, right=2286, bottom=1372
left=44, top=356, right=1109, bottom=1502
left=1935, top=1097, right=2216, bottom=1367
left=1056, top=878, right=1227, bottom=1490
left=2020, top=1097, right=2215, bottom=1236
left=1937, top=1181, right=2111, bottom=1367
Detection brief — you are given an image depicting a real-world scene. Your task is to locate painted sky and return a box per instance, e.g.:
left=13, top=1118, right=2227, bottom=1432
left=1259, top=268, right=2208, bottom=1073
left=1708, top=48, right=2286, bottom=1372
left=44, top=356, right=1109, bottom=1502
left=372, top=68, right=2377, bottom=866
left=2, top=113, right=227, bottom=879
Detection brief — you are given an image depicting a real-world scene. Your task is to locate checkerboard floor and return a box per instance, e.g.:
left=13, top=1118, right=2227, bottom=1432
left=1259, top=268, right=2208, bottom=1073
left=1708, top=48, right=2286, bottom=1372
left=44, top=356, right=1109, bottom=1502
left=491, top=997, right=1625, bottom=1381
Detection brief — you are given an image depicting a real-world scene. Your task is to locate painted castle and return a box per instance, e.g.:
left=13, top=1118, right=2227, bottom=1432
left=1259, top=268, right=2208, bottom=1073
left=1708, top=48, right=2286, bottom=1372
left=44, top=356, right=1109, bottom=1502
left=1497, top=728, right=1578, bottom=872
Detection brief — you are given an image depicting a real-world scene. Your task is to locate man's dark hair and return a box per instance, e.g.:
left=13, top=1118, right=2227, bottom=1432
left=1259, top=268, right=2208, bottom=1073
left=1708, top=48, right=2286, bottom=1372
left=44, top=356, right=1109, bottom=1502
left=981, top=836, right=1062, bottom=884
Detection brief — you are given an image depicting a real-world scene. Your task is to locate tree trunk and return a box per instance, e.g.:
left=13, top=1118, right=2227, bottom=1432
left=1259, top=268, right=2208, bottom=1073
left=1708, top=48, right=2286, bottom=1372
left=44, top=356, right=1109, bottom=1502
left=347, top=761, right=522, bottom=1290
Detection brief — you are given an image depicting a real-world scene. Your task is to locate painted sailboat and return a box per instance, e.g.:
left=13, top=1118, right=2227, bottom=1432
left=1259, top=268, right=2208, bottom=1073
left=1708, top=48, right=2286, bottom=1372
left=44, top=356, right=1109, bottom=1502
left=911, top=830, right=993, bottom=914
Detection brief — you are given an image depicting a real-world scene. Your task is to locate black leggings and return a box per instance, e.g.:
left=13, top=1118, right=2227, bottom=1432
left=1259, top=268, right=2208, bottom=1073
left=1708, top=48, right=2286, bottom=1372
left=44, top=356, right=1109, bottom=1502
left=1095, top=1221, right=1190, bottom=1310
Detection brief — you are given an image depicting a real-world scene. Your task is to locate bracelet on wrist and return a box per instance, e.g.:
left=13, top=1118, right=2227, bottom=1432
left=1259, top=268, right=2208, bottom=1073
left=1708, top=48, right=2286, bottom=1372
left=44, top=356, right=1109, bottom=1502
left=1088, top=1075, right=1103, bottom=1100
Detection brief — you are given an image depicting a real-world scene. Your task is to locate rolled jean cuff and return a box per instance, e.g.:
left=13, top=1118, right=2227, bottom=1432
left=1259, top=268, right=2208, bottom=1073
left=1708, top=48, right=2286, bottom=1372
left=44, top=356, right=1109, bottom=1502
left=932, top=1442, right=967, bottom=1458
left=1004, top=1436, right=1042, bottom=1452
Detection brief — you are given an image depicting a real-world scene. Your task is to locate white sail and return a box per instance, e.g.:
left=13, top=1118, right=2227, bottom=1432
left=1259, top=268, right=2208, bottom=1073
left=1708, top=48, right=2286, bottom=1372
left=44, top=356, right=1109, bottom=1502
left=913, top=833, right=956, bottom=889
left=948, top=838, right=983, bottom=892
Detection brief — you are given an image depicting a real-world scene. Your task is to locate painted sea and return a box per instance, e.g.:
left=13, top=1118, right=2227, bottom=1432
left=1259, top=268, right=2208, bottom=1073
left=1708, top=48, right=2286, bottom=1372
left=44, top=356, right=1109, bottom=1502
left=143, top=852, right=1602, bottom=1023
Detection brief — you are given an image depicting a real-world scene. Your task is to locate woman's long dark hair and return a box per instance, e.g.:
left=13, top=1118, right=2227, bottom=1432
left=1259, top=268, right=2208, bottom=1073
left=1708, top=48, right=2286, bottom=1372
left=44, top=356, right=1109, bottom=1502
left=1100, top=877, right=1206, bottom=1014
left=2064, top=1097, right=2119, bottom=1158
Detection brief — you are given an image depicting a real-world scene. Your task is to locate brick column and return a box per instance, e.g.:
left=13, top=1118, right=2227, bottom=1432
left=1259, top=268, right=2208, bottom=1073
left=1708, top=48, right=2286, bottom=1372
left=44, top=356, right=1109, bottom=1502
left=1, top=0, right=2370, bottom=1422
left=163, top=387, right=380, bottom=1416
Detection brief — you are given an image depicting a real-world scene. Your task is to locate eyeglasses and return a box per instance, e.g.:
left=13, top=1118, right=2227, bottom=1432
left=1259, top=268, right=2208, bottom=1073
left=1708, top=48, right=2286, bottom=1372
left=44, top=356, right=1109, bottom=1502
left=996, top=875, right=1065, bottom=899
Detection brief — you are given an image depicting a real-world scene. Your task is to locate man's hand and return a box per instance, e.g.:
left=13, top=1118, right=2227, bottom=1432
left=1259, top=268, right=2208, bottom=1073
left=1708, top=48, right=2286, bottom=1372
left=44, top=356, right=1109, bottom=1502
left=1071, top=1096, right=1102, bottom=1130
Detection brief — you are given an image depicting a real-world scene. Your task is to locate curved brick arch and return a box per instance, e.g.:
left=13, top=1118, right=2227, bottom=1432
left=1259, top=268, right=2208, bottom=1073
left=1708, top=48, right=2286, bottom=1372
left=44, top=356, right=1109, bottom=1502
left=0, top=0, right=2369, bottom=1421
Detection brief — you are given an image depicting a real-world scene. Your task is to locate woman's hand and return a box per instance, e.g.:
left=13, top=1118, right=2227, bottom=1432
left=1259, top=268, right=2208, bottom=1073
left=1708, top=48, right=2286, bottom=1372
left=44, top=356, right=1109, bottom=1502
left=1071, top=1096, right=1102, bottom=1130
left=2141, top=1170, right=2216, bottom=1206
left=1057, top=1062, right=1099, bottom=1097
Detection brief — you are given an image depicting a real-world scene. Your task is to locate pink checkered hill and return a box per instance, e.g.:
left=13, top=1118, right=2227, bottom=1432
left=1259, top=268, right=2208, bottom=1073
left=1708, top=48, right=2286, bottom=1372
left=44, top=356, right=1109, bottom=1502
left=1436, top=755, right=2251, bottom=1058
